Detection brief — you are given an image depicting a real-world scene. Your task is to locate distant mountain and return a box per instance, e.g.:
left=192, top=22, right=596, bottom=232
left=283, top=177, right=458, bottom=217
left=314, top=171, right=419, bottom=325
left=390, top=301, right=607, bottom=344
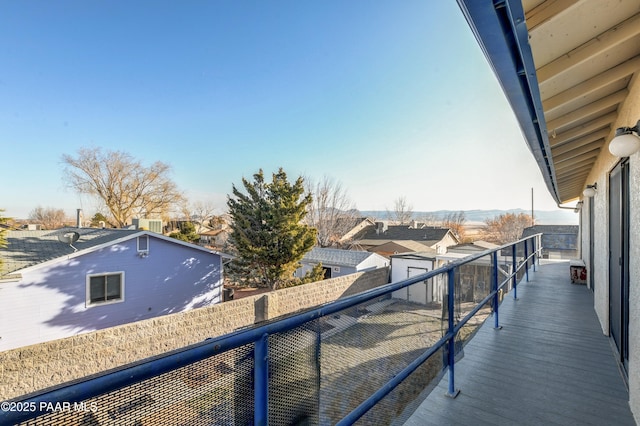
left=359, top=209, right=578, bottom=226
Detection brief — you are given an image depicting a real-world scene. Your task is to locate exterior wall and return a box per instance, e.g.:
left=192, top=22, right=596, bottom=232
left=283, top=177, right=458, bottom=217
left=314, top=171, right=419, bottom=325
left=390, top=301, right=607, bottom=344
left=357, top=253, right=389, bottom=272
left=626, top=74, right=640, bottom=423
left=0, top=267, right=389, bottom=400
left=296, top=262, right=357, bottom=278
left=0, top=236, right=222, bottom=351
left=390, top=257, right=438, bottom=304
left=438, top=233, right=459, bottom=253
left=579, top=72, right=640, bottom=420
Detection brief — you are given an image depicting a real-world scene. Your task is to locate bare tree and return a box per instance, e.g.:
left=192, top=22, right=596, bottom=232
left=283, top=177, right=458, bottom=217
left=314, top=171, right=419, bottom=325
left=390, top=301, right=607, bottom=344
left=189, top=201, right=220, bottom=233
left=387, top=196, right=414, bottom=225
left=62, top=147, right=184, bottom=227
left=420, top=212, right=440, bottom=227
left=304, top=176, right=360, bottom=247
left=441, top=211, right=467, bottom=242
left=29, top=206, right=68, bottom=229
left=481, top=213, right=533, bottom=244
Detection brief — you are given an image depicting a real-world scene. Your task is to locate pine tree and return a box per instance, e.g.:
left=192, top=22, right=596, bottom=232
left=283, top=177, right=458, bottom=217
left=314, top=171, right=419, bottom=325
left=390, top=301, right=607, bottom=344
left=227, top=168, right=319, bottom=290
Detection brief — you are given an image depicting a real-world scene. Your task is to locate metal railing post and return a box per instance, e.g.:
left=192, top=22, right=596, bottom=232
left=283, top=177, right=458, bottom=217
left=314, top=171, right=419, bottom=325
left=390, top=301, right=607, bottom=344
left=446, top=268, right=460, bottom=398
left=492, top=251, right=502, bottom=330
left=512, top=244, right=518, bottom=300
left=255, top=333, right=269, bottom=426
left=531, top=238, right=537, bottom=272
left=524, top=240, right=529, bottom=282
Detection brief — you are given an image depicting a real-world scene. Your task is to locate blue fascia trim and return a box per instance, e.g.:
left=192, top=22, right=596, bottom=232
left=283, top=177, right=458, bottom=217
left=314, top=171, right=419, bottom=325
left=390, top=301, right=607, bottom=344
left=456, top=0, right=560, bottom=203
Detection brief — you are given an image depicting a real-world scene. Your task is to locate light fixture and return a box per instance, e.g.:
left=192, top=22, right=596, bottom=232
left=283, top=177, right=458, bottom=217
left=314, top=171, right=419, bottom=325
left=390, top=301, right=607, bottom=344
left=574, top=201, right=584, bottom=213
left=609, top=120, right=640, bottom=157
left=583, top=183, right=597, bottom=198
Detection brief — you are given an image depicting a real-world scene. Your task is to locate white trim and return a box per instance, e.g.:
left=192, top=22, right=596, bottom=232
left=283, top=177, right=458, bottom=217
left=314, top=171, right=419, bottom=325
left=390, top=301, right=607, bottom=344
left=137, top=235, right=150, bottom=254
left=86, top=271, right=125, bottom=307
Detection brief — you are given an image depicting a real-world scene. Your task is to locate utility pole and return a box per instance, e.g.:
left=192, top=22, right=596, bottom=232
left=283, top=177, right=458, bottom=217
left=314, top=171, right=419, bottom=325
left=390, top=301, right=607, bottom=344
left=531, top=187, right=534, bottom=226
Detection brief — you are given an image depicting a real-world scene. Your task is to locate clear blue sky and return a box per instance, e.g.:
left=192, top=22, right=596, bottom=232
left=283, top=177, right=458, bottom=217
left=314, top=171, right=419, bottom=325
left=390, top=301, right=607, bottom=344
left=1, top=1, right=570, bottom=220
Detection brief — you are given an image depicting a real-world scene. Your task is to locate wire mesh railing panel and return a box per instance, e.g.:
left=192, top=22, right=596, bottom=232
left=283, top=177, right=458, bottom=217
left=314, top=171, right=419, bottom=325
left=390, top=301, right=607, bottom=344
left=455, top=255, right=493, bottom=348
left=319, top=294, right=445, bottom=425
left=18, top=346, right=254, bottom=426
left=353, top=347, right=444, bottom=426
left=268, top=320, right=321, bottom=426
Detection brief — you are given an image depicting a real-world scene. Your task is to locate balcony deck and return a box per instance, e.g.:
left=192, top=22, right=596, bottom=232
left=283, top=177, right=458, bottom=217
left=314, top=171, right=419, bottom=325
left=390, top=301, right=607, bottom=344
left=403, top=261, right=636, bottom=426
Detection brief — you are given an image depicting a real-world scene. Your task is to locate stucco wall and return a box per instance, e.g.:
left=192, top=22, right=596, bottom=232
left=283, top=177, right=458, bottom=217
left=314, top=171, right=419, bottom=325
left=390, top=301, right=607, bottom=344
left=0, top=267, right=389, bottom=400
left=579, top=71, right=640, bottom=421
left=624, top=73, right=640, bottom=423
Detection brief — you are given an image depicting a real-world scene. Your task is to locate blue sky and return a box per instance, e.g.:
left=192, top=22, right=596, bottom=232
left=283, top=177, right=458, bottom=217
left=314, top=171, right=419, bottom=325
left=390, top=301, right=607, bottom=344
left=1, top=1, right=569, bottom=220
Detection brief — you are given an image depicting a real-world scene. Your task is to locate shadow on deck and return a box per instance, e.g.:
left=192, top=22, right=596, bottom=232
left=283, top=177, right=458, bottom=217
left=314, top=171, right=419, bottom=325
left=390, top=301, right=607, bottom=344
left=402, top=261, right=636, bottom=426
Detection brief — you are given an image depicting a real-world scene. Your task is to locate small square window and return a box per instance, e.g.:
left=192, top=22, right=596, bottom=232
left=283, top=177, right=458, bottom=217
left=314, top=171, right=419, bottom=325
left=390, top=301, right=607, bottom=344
left=138, top=235, right=149, bottom=253
left=87, top=272, right=124, bottom=306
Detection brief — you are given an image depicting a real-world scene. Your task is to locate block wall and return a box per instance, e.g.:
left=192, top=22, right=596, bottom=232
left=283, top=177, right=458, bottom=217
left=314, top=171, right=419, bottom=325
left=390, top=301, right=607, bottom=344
left=0, top=267, right=389, bottom=400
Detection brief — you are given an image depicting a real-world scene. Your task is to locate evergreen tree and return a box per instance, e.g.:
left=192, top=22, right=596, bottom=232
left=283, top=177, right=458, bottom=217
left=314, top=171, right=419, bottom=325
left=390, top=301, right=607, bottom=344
left=169, top=221, right=200, bottom=243
left=227, top=168, right=320, bottom=290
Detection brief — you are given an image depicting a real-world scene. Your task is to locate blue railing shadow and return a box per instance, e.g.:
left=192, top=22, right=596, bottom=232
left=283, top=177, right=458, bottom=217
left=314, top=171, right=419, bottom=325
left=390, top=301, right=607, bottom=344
left=1, top=234, right=542, bottom=425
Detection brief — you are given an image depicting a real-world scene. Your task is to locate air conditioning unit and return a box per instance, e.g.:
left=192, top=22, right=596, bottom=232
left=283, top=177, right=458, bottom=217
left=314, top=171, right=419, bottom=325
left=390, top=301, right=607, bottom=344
left=132, top=218, right=163, bottom=234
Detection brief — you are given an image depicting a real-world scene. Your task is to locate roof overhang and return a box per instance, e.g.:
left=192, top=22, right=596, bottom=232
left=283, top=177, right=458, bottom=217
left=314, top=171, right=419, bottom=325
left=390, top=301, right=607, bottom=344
left=457, top=0, right=640, bottom=204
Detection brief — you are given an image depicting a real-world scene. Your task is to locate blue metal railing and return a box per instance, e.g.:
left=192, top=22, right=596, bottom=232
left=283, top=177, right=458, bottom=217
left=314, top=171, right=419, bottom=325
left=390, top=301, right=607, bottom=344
left=1, top=234, right=542, bottom=425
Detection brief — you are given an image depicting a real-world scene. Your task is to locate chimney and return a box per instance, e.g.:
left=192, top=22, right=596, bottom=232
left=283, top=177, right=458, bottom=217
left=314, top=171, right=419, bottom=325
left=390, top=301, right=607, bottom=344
left=76, top=209, right=83, bottom=228
left=375, top=221, right=387, bottom=235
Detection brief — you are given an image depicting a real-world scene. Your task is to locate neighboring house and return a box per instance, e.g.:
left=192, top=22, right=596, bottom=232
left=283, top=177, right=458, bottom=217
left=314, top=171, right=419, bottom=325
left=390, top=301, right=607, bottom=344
left=199, top=228, right=229, bottom=249
left=295, top=247, right=389, bottom=279
left=336, top=217, right=376, bottom=247
left=351, top=222, right=459, bottom=257
left=0, top=227, right=225, bottom=351
left=389, top=250, right=443, bottom=305
left=521, top=225, right=579, bottom=260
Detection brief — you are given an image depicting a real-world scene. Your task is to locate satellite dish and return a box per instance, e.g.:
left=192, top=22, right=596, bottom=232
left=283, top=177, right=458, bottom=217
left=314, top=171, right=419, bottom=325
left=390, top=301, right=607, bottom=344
left=58, top=231, right=80, bottom=245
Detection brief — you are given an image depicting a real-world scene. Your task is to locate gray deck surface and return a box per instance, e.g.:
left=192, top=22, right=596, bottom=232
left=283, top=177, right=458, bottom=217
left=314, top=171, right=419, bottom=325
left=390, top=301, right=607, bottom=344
left=403, top=261, right=636, bottom=426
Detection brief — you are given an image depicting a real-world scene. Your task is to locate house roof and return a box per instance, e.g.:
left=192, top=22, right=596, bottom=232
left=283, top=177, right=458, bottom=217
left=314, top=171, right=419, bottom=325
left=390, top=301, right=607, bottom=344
left=448, top=240, right=499, bottom=251
left=199, top=229, right=225, bottom=237
left=370, top=240, right=435, bottom=253
left=457, top=0, right=640, bottom=203
left=1, top=227, right=225, bottom=277
left=356, top=225, right=453, bottom=243
left=390, top=250, right=438, bottom=261
left=301, top=247, right=379, bottom=268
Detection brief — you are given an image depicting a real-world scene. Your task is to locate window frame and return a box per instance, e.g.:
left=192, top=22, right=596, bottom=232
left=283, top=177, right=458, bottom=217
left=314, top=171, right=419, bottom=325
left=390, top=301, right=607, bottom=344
left=137, top=235, right=149, bottom=254
left=86, top=271, right=125, bottom=307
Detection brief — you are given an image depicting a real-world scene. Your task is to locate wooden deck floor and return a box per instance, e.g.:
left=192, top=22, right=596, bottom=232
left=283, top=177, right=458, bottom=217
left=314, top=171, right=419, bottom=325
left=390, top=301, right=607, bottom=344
left=402, top=261, right=636, bottom=426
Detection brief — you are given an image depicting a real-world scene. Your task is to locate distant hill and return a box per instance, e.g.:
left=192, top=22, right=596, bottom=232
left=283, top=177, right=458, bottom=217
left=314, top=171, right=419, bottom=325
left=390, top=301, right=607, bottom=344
left=359, top=209, right=578, bottom=226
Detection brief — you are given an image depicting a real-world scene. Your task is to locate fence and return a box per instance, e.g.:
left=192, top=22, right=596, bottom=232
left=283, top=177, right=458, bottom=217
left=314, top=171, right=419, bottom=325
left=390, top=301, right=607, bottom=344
left=1, top=235, right=541, bottom=425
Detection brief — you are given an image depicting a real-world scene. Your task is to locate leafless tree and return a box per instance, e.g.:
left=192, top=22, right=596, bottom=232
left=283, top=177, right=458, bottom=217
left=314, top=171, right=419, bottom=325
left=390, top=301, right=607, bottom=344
left=441, top=211, right=467, bottom=242
left=304, top=176, right=360, bottom=247
left=62, top=147, right=184, bottom=227
left=420, top=212, right=440, bottom=227
left=387, top=196, right=414, bottom=225
left=29, top=206, right=68, bottom=229
left=181, top=200, right=220, bottom=233
left=481, top=213, right=533, bottom=244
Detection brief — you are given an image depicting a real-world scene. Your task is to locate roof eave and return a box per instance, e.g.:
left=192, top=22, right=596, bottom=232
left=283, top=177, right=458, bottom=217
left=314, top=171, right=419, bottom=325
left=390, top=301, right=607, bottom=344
left=457, top=0, right=561, bottom=204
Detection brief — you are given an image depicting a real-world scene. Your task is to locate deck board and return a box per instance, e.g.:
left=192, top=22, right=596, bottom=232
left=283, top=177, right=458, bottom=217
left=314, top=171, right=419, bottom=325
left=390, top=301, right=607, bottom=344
left=402, top=261, right=636, bottom=426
